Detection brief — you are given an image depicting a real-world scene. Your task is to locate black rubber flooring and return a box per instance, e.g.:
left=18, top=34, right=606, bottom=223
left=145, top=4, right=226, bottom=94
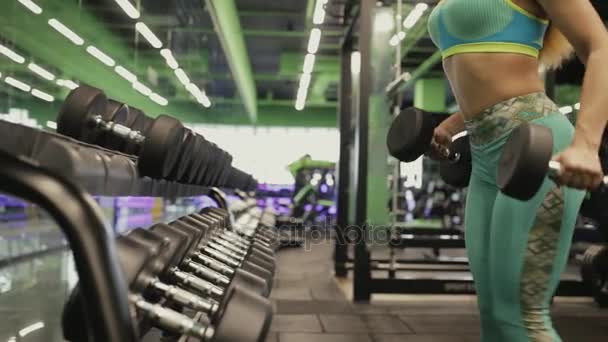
left=267, top=238, right=608, bottom=342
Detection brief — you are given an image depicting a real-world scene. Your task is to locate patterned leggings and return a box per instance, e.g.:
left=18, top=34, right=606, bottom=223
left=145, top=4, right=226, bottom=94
left=463, top=92, right=586, bottom=341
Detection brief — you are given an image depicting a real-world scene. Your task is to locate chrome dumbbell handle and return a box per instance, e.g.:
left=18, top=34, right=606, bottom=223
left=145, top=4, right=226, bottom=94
left=189, top=254, right=236, bottom=276
left=131, top=295, right=215, bottom=341
left=183, top=259, right=232, bottom=287
left=149, top=279, right=219, bottom=315
left=170, top=268, right=224, bottom=298
left=91, top=115, right=146, bottom=144
left=198, top=248, right=240, bottom=268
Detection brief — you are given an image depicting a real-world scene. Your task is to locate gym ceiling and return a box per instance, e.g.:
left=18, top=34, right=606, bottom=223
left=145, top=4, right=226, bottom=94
left=0, top=0, right=606, bottom=127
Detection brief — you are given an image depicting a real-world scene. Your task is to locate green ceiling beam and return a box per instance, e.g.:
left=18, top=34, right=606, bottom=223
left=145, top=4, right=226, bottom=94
left=159, top=27, right=343, bottom=38
left=205, top=0, right=257, bottom=123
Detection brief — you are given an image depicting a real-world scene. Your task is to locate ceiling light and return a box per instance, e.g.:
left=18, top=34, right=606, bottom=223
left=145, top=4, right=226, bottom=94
left=17, top=0, right=42, bottom=14
left=46, top=121, right=57, bottom=129
left=160, top=49, right=179, bottom=69
left=48, top=19, right=84, bottom=46
left=132, top=81, right=152, bottom=96
left=86, top=46, right=115, bottom=67
left=28, top=63, right=55, bottom=81
left=312, top=0, right=328, bottom=25
left=174, top=68, right=190, bottom=85
left=56, top=79, right=79, bottom=90
left=299, top=73, right=312, bottom=90
left=389, top=35, right=400, bottom=46
left=0, top=44, right=25, bottom=64
left=307, top=28, right=322, bottom=54
left=398, top=31, right=406, bottom=40
left=5, top=77, right=31, bottom=92
left=303, top=54, right=316, bottom=74
left=149, top=93, right=168, bottom=106
left=186, top=82, right=202, bottom=97
left=574, top=102, right=580, bottom=110
left=31, top=88, right=54, bottom=102
left=403, top=4, right=428, bottom=29
left=415, top=3, right=429, bottom=11
left=375, top=10, right=395, bottom=32
left=295, top=87, right=308, bottom=111
left=135, top=22, right=163, bottom=49
left=114, top=0, right=140, bottom=19
left=115, top=65, right=137, bottom=82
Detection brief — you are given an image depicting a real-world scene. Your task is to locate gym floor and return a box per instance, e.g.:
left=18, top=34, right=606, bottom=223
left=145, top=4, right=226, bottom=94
left=267, top=237, right=608, bottom=342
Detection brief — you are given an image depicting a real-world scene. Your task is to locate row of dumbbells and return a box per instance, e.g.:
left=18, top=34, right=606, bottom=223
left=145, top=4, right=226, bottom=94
left=63, top=207, right=279, bottom=341
left=55, top=85, right=258, bottom=191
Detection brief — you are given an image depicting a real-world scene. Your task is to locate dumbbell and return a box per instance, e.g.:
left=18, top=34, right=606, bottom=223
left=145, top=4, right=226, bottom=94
left=192, top=210, right=277, bottom=255
left=183, top=215, right=276, bottom=269
left=57, top=86, right=186, bottom=180
left=386, top=107, right=472, bottom=187
left=170, top=218, right=275, bottom=282
left=497, top=122, right=608, bottom=200
left=64, top=233, right=272, bottom=342
left=151, top=222, right=271, bottom=297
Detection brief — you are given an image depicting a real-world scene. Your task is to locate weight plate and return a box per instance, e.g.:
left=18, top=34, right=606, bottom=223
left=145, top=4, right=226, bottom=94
left=138, top=115, right=185, bottom=179
left=57, top=85, right=107, bottom=143
left=387, top=107, right=436, bottom=162
left=439, top=134, right=472, bottom=188
left=185, top=135, right=206, bottom=184
left=168, top=129, right=195, bottom=182
left=209, top=150, right=229, bottom=187
left=497, top=123, right=554, bottom=200
left=194, top=136, right=214, bottom=186
left=200, top=142, right=222, bottom=186
left=218, top=153, right=234, bottom=187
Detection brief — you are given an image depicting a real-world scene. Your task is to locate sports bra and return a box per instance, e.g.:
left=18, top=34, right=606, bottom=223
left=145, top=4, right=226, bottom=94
left=427, top=0, right=549, bottom=59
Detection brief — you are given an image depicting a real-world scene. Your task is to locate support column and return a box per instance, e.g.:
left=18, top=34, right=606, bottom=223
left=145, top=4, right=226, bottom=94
left=334, top=40, right=353, bottom=278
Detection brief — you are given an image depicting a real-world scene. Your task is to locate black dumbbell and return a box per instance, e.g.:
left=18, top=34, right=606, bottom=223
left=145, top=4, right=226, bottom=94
left=171, top=218, right=275, bottom=280
left=497, top=122, right=608, bottom=200
left=386, top=107, right=472, bottom=187
left=190, top=211, right=276, bottom=257
left=183, top=215, right=276, bottom=269
left=153, top=221, right=272, bottom=296
left=57, top=86, right=186, bottom=180
left=64, top=233, right=272, bottom=342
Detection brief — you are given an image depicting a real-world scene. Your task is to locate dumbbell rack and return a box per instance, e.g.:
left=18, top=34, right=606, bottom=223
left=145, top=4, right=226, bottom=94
left=0, top=119, right=277, bottom=341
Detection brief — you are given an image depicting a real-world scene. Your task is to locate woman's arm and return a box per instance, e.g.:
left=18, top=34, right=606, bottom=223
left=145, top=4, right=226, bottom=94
left=440, top=112, right=466, bottom=135
left=537, top=0, right=608, bottom=151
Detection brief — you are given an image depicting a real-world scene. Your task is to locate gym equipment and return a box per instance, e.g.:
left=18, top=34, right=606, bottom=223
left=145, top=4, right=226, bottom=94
left=439, top=134, right=472, bottom=188
left=497, top=122, right=608, bottom=200
left=57, top=86, right=186, bottom=180
left=386, top=107, right=447, bottom=162
left=150, top=222, right=271, bottom=297
left=580, top=244, right=608, bottom=307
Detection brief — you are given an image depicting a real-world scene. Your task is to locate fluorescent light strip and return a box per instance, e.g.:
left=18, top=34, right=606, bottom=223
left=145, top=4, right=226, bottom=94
left=303, top=54, right=316, bottom=74
left=46, top=121, right=57, bottom=129
left=31, top=88, right=54, bottom=102
left=135, top=22, right=163, bottom=49
left=174, top=68, right=190, bottom=85
left=351, top=51, right=361, bottom=74
left=299, top=73, right=312, bottom=90
left=18, top=322, right=45, bottom=337
left=5, top=77, right=31, bottom=92
left=307, top=28, right=322, bottom=54
left=115, top=65, right=137, bottom=82
left=403, top=4, right=429, bottom=29
left=389, top=35, right=400, bottom=47
left=0, top=44, right=25, bottom=64
left=28, top=63, right=55, bottom=81
left=149, top=93, right=168, bottom=106
left=312, top=0, right=328, bottom=25
left=398, top=31, right=406, bottom=40
left=160, top=49, right=179, bottom=69
left=114, top=0, right=140, bottom=19
left=56, top=79, right=79, bottom=90
left=186, top=83, right=211, bottom=107
left=48, top=19, right=84, bottom=46
left=199, top=93, right=211, bottom=108
left=132, top=81, right=152, bottom=96
left=295, top=87, right=308, bottom=111
left=86, top=46, right=115, bottom=67
left=574, top=102, right=580, bottom=110
left=17, top=0, right=42, bottom=14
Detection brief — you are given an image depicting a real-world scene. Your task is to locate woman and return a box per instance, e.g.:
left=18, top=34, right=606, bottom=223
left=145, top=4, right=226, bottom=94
left=426, top=0, right=608, bottom=340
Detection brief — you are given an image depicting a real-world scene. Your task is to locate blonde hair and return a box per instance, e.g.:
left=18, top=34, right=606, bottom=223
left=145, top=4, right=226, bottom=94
left=539, top=23, right=575, bottom=70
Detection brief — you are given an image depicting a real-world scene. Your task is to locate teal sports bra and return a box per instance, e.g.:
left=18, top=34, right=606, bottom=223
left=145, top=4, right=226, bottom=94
left=427, top=0, right=549, bottom=59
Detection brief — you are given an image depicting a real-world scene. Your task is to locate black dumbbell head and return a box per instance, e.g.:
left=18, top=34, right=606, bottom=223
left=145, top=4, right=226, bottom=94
left=387, top=107, right=438, bottom=162
left=169, top=129, right=196, bottom=182
left=57, top=85, right=107, bottom=143
left=439, top=134, right=472, bottom=188
left=138, top=115, right=185, bottom=180
left=497, top=123, right=554, bottom=200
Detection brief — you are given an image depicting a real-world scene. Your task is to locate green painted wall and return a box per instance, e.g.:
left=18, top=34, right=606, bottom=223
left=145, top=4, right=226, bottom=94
left=414, top=78, right=446, bottom=112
